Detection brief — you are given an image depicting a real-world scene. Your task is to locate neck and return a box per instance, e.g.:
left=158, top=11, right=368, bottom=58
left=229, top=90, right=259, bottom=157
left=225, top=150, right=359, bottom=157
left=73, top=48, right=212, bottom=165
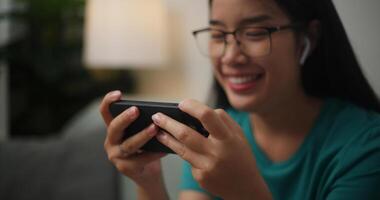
left=251, top=95, right=323, bottom=136
left=249, top=94, right=323, bottom=161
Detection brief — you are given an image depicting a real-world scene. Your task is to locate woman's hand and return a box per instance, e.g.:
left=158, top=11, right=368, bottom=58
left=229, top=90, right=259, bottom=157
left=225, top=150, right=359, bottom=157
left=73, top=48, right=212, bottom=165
left=99, top=91, right=168, bottom=198
left=152, top=99, right=272, bottom=200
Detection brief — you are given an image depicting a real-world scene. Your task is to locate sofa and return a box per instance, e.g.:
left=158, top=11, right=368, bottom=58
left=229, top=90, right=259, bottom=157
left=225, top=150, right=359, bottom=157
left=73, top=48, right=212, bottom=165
left=0, top=98, right=183, bottom=200
left=0, top=99, right=119, bottom=200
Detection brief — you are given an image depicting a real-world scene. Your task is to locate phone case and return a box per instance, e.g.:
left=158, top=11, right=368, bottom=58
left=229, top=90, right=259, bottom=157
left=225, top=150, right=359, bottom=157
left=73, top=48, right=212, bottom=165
left=109, top=100, right=209, bottom=153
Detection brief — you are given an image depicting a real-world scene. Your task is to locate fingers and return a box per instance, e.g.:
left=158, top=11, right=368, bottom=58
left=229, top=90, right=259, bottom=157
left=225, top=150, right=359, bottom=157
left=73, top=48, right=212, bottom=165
left=100, top=90, right=122, bottom=126
left=113, top=152, right=167, bottom=176
left=106, top=123, right=159, bottom=164
left=118, top=124, right=159, bottom=157
left=129, top=152, right=167, bottom=166
left=179, top=99, right=229, bottom=140
left=156, top=131, right=206, bottom=169
left=214, top=109, right=240, bottom=132
left=152, top=113, right=208, bottom=152
left=105, top=106, right=139, bottom=146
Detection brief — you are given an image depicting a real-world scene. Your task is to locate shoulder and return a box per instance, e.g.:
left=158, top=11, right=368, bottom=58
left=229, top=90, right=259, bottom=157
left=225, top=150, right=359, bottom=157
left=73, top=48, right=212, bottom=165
left=320, top=98, right=380, bottom=175
left=316, top=99, right=380, bottom=198
left=323, top=98, right=380, bottom=145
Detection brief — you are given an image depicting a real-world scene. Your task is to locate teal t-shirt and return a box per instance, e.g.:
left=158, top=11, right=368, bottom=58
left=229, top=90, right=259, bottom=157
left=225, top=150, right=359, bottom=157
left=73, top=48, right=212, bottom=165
left=179, top=98, right=380, bottom=199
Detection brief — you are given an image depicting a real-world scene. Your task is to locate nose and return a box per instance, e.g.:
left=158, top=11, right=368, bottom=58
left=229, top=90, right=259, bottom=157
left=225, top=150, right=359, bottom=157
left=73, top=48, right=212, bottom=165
left=221, top=35, right=247, bottom=66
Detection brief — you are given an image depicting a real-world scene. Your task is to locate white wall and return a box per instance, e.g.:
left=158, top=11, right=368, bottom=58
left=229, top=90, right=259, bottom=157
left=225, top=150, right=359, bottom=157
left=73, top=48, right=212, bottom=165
left=133, top=0, right=213, bottom=103
left=167, top=0, right=213, bottom=102
left=334, top=0, right=380, bottom=96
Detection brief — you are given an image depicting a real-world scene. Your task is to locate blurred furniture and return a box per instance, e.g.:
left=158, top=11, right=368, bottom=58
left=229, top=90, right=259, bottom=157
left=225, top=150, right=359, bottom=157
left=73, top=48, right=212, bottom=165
left=0, top=0, right=11, bottom=141
left=0, top=62, right=7, bottom=141
left=0, top=100, right=119, bottom=200
left=0, top=97, right=184, bottom=200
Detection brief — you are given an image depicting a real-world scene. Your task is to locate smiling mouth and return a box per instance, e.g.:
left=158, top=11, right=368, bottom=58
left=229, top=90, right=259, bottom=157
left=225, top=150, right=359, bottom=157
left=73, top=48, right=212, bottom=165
left=225, top=73, right=264, bottom=92
left=227, top=74, right=263, bottom=84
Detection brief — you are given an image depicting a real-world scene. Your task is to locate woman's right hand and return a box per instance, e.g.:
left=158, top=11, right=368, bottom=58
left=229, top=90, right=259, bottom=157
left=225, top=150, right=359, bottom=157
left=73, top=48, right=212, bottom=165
left=99, top=91, right=167, bottom=188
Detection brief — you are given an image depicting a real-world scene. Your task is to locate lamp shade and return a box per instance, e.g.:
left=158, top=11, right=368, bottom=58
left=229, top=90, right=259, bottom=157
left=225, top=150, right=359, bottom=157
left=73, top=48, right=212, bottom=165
left=84, top=0, right=168, bottom=69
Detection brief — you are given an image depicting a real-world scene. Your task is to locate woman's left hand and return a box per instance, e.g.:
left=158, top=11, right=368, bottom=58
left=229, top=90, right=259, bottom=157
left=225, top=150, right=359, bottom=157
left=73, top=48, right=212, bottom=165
left=152, top=99, right=272, bottom=200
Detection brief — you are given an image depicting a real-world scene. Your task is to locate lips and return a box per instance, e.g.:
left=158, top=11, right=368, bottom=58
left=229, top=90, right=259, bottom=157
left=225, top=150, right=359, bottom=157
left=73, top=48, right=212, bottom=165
left=225, top=73, right=264, bottom=92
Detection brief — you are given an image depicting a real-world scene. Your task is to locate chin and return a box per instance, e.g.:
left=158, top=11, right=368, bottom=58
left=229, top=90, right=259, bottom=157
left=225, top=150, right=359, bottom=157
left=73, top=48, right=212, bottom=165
left=225, top=89, right=264, bottom=113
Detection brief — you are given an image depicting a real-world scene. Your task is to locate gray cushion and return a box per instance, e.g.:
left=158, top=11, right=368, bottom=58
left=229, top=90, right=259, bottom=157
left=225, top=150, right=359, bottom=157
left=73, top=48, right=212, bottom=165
left=0, top=99, right=118, bottom=200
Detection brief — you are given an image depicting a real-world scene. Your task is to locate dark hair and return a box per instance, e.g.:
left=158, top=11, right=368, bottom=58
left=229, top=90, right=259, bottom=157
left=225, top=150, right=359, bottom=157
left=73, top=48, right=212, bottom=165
left=209, top=0, right=380, bottom=112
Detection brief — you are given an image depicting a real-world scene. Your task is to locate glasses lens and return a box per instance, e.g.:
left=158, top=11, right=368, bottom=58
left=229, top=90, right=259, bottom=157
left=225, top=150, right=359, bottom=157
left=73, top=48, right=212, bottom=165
left=194, top=28, right=271, bottom=58
left=239, top=27, right=271, bottom=57
left=194, top=30, right=225, bottom=58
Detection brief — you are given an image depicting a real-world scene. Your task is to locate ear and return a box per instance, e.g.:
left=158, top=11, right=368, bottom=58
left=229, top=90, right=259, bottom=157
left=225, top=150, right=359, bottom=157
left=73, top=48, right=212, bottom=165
left=298, top=20, right=321, bottom=65
left=305, top=20, right=321, bottom=53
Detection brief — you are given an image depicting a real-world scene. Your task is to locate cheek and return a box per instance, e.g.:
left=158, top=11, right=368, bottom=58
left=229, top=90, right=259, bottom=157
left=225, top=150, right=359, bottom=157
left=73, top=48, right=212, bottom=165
left=267, top=36, right=300, bottom=85
left=211, top=57, right=223, bottom=80
left=254, top=36, right=304, bottom=108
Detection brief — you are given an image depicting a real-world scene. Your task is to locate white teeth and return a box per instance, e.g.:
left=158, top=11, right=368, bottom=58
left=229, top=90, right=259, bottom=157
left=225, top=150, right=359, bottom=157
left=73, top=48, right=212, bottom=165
left=228, top=75, right=260, bottom=84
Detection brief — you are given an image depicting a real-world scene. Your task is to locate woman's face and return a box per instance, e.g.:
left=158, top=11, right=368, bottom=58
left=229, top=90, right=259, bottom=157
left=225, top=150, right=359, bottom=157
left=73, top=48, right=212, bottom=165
left=210, top=0, right=305, bottom=113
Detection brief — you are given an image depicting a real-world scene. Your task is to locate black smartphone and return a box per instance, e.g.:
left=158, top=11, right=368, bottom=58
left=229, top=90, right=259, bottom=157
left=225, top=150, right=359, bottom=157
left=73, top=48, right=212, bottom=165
left=109, top=100, right=209, bottom=153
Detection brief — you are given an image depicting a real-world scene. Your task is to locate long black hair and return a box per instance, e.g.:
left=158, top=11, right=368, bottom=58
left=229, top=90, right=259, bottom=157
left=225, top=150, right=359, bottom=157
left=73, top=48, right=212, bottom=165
left=209, top=0, right=380, bottom=112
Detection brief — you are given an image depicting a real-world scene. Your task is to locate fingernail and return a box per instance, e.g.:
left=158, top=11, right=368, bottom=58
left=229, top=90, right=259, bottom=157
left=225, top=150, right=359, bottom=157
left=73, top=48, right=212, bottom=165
left=148, top=124, right=158, bottom=136
left=127, top=106, right=138, bottom=118
left=109, top=90, right=121, bottom=99
left=152, top=113, right=161, bottom=124
left=178, top=100, right=185, bottom=109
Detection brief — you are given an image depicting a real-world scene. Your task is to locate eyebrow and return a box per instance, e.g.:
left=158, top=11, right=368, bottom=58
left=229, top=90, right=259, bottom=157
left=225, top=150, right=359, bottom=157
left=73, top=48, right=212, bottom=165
left=209, top=14, right=273, bottom=27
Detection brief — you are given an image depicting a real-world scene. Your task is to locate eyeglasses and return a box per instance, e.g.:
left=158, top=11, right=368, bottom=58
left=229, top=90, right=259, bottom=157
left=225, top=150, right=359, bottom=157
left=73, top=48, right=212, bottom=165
left=192, top=24, right=298, bottom=58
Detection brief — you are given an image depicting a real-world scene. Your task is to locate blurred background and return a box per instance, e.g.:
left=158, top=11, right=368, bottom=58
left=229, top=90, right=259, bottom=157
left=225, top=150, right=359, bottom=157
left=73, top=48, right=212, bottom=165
left=0, top=0, right=379, bottom=200
left=0, top=0, right=212, bottom=139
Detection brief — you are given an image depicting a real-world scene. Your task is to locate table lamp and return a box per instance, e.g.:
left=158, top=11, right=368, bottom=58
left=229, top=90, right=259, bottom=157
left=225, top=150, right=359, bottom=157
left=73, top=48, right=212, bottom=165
left=84, top=0, right=168, bottom=69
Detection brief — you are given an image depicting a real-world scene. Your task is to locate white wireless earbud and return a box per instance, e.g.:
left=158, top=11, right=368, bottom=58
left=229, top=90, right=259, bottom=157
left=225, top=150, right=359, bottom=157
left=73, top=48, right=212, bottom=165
left=300, top=37, right=311, bottom=65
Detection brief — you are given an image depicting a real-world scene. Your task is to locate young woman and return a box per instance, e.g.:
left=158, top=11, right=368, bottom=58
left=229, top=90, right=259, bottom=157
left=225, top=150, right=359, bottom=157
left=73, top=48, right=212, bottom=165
left=100, top=0, right=380, bottom=199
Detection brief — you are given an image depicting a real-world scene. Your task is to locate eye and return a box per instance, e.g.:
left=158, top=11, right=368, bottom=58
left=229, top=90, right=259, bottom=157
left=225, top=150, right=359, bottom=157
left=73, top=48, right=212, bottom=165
left=210, top=30, right=225, bottom=42
left=242, top=28, right=268, bottom=41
